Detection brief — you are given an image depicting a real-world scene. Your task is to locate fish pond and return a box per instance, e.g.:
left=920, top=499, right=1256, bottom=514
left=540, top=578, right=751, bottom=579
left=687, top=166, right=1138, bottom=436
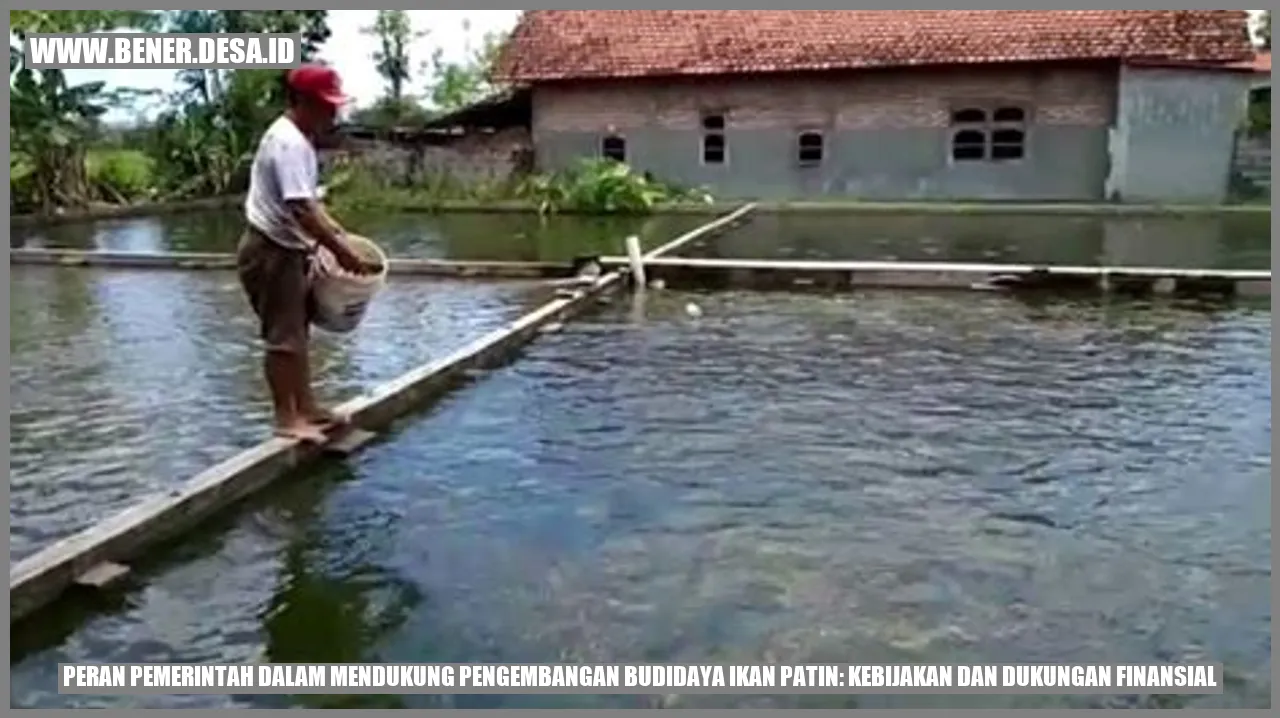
left=8, top=209, right=1272, bottom=709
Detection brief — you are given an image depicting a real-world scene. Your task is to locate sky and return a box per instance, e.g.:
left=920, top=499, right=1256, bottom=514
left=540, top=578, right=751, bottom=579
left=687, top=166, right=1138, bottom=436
left=65, top=10, right=523, bottom=124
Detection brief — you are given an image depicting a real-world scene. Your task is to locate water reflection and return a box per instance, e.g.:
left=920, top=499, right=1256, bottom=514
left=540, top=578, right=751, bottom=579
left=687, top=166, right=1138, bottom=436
left=8, top=267, right=542, bottom=563
left=12, top=210, right=708, bottom=262
left=680, top=212, right=1271, bottom=270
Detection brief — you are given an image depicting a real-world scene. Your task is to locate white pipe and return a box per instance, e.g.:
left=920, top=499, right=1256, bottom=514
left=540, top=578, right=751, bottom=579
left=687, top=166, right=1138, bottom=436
left=624, top=235, right=646, bottom=289
left=642, top=202, right=758, bottom=260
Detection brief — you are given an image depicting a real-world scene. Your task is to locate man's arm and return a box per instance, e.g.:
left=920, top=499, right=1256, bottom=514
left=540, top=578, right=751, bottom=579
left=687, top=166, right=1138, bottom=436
left=274, top=140, right=361, bottom=265
left=287, top=197, right=350, bottom=256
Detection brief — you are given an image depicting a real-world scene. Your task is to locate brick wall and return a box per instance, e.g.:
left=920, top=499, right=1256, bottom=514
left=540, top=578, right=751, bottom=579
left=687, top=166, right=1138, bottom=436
left=533, top=63, right=1117, bottom=134
left=322, top=128, right=533, bottom=187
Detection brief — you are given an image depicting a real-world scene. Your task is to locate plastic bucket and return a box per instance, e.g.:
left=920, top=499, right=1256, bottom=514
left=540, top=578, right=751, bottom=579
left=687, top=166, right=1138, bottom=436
left=309, top=234, right=388, bottom=334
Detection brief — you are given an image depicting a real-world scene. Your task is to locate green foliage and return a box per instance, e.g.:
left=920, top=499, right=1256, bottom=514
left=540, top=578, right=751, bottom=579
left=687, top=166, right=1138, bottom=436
left=9, top=10, right=717, bottom=217
left=11, top=153, right=37, bottom=213
left=516, top=159, right=713, bottom=215
left=10, top=10, right=160, bottom=34
left=324, top=158, right=713, bottom=218
left=9, top=10, right=153, bottom=210
left=349, top=97, right=434, bottom=129
left=86, top=149, right=156, bottom=202
left=1247, top=92, right=1270, bottom=134
left=428, top=20, right=509, bottom=113
left=142, top=12, right=333, bottom=199
left=364, top=11, right=425, bottom=103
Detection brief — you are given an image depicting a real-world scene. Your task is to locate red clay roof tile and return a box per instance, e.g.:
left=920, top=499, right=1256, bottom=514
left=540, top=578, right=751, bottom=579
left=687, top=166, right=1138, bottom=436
left=1235, top=50, right=1271, bottom=73
left=494, top=10, right=1255, bottom=83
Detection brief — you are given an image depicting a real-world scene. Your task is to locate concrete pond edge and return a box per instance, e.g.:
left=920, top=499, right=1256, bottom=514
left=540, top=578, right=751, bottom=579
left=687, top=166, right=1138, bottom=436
left=7, top=204, right=759, bottom=625
left=599, top=257, right=1272, bottom=298
left=9, top=248, right=579, bottom=280
left=9, top=195, right=1269, bottom=230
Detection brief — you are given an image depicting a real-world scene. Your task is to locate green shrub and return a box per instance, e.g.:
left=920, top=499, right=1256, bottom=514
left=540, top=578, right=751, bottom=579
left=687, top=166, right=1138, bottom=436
left=10, top=153, right=38, bottom=213
left=87, top=149, right=156, bottom=202
left=515, top=158, right=713, bottom=215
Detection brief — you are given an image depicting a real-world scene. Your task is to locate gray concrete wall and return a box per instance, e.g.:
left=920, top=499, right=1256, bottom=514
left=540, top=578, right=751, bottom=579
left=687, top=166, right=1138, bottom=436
left=1108, top=66, right=1252, bottom=203
left=1232, top=132, right=1271, bottom=193
left=531, top=65, right=1116, bottom=202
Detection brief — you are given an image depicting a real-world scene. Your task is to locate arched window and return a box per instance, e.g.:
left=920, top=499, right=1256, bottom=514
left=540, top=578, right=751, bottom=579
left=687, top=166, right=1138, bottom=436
left=949, top=105, right=1028, bottom=162
left=990, top=107, right=1027, bottom=161
left=951, top=108, right=987, bottom=124
left=950, top=107, right=988, bottom=162
left=991, top=128, right=1025, bottom=160
left=702, top=133, right=726, bottom=165
left=797, top=131, right=824, bottom=165
left=993, top=107, right=1025, bottom=123
left=951, top=129, right=987, bottom=161
left=701, top=112, right=727, bottom=165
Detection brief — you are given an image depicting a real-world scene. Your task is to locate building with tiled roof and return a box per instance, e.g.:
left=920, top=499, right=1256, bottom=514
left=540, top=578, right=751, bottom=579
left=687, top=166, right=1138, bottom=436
left=493, top=10, right=1258, bottom=203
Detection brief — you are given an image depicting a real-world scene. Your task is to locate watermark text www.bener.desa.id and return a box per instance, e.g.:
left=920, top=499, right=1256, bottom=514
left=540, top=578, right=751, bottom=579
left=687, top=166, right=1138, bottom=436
left=22, top=33, right=302, bottom=69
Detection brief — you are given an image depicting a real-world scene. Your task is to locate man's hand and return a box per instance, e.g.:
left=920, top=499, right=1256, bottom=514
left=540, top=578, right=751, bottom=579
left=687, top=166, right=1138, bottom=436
left=288, top=199, right=380, bottom=275
left=330, top=238, right=373, bottom=275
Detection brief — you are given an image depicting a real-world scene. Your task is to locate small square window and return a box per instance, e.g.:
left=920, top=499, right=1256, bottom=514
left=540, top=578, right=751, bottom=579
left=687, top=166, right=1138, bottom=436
left=797, top=131, right=824, bottom=165
left=951, top=129, right=986, bottom=161
left=601, top=135, right=626, bottom=163
left=702, top=133, right=726, bottom=165
left=990, top=128, right=1024, bottom=161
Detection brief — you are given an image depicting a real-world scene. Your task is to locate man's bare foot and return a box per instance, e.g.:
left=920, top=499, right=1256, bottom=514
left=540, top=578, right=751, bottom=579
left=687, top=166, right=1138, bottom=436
left=273, top=420, right=329, bottom=444
left=301, top=406, right=349, bottom=430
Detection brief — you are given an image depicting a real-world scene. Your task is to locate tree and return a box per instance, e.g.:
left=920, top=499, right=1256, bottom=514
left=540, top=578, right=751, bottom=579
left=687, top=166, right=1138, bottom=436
left=364, top=11, right=425, bottom=103
left=10, top=10, right=162, bottom=210
left=427, top=20, right=510, bottom=113
left=217, top=10, right=330, bottom=60
left=166, top=11, right=330, bottom=107
left=146, top=11, right=333, bottom=198
left=10, top=10, right=158, bottom=34
left=359, top=11, right=430, bottom=128
left=1260, top=11, right=1270, bottom=51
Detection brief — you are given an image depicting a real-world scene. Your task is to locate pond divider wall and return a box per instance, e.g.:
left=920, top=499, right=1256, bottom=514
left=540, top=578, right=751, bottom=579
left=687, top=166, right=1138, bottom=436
left=10, top=195, right=1268, bottom=230
left=598, top=257, right=1272, bottom=298
left=8, top=204, right=760, bottom=624
left=9, top=249, right=578, bottom=280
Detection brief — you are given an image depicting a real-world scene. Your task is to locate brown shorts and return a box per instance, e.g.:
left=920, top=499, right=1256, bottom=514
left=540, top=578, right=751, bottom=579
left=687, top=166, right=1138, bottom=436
left=236, top=227, right=314, bottom=354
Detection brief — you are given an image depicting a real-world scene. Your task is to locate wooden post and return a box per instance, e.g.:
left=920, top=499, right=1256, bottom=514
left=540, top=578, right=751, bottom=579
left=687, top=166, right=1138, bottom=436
left=625, top=235, right=646, bottom=289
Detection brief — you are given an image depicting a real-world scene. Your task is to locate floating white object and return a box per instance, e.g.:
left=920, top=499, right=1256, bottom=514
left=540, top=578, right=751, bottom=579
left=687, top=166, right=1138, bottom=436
left=685, top=302, right=703, bottom=318
left=310, top=234, right=388, bottom=334
left=648, top=279, right=666, bottom=290
left=576, top=259, right=603, bottom=279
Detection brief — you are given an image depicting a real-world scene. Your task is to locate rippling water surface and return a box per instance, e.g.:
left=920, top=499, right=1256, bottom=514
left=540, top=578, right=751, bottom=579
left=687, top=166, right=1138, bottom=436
left=9, top=266, right=546, bottom=562
left=677, top=212, right=1271, bottom=270
left=13, top=287, right=1270, bottom=709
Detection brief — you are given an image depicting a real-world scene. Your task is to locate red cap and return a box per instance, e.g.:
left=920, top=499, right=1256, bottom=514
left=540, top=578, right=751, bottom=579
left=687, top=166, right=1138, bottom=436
left=286, top=64, right=349, bottom=107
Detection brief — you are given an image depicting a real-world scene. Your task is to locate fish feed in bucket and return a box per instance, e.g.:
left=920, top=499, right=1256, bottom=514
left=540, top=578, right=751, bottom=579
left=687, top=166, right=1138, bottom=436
left=310, top=234, right=388, bottom=334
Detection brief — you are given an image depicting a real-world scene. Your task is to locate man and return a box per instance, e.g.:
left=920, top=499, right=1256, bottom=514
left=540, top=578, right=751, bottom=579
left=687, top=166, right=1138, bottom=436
left=237, top=63, right=375, bottom=443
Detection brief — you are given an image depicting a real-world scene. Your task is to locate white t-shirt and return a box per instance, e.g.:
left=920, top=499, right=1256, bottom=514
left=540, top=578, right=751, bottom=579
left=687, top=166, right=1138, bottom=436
left=244, top=116, right=319, bottom=251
